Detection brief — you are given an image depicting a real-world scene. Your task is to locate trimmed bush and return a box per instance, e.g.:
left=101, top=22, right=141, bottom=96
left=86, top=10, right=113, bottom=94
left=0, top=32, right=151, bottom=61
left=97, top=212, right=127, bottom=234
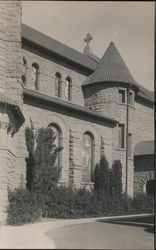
left=127, top=193, right=154, bottom=214
left=25, top=127, right=63, bottom=215
left=7, top=128, right=154, bottom=225
left=7, top=187, right=154, bottom=225
left=45, top=186, right=77, bottom=218
left=94, top=156, right=110, bottom=195
left=110, top=160, right=122, bottom=198
left=7, top=188, right=41, bottom=225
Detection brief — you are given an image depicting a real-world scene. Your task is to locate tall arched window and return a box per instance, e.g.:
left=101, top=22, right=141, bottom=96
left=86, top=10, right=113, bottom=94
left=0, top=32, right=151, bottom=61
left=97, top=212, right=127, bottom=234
left=22, top=58, right=27, bottom=86
left=48, top=123, right=62, bottom=169
left=65, top=77, right=72, bottom=101
left=55, top=72, right=62, bottom=97
left=31, top=63, right=39, bottom=90
left=82, top=132, right=94, bottom=182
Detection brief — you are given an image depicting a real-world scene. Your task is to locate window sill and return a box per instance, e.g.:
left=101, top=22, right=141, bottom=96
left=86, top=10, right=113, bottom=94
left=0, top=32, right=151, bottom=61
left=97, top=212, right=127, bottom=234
left=81, top=181, right=94, bottom=185
left=118, top=102, right=135, bottom=109
left=116, top=147, right=126, bottom=151
left=128, top=157, right=133, bottom=161
left=118, top=102, right=126, bottom=106
left=128, top=104, right=135, bottom=109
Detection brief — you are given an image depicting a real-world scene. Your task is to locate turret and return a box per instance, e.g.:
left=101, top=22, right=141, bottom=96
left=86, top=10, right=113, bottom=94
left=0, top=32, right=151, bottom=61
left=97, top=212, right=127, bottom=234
left=82, top=41, right=139, bottom=196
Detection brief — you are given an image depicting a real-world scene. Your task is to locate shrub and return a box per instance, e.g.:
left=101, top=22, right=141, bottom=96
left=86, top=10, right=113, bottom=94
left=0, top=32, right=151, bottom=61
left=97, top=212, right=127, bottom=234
left=127, top=193, right=154, bottom=214
left=8, top=127, right=153, bottom=225
left=25, top=127, right=63, bottom=214
left=110, top=160, right=122, bottom=198
left=7, top=188, right=41, bottom=225
left=46, top=186, right=77, bottom=218
left=94, top=155, right=110, bottom=195
left=25, top=127, right=35, bottom=191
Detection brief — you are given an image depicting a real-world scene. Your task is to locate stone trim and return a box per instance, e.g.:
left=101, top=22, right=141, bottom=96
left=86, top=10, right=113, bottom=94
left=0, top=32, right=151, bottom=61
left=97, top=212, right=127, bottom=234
left=0, top=121, right=15, bottom=136
left=0, top=93, right=25, bottom=126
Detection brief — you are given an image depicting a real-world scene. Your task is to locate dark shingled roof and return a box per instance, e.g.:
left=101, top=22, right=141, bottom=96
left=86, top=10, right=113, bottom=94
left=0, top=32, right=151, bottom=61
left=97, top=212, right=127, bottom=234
left=134, top=83, right=154, bottom=102
left=21, top=24, right=154, bottom=104
left=134, top=141, right=154, bottom=156
left=0, top=93, right=25, bottom=125
left=83, top=41, right=137, bottom=86
left=21, top=24, right=97, bottom=72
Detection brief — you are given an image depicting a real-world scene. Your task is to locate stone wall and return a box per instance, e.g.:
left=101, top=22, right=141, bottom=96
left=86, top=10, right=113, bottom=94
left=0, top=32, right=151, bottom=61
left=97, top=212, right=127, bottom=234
left=134, top=154, right=154, bottom=194
left=22, top=48, right=86, bottom=106
left=21, top=99, right=115, bottom=189
left=83, top=82, right=137, bottom=196
left=134, top=99, right=154, bottom=147
left=5, top=1, right=23, bottom=106
left=0, top=1, right=26, bottom=224
left=134, top=171, right=154, bottom=194
left=0, top=107, right=18, bottom=224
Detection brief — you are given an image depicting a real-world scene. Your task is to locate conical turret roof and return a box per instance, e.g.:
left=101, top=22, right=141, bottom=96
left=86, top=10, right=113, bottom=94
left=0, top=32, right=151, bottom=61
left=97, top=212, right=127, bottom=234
left=83, top=41, right=137, bottom=86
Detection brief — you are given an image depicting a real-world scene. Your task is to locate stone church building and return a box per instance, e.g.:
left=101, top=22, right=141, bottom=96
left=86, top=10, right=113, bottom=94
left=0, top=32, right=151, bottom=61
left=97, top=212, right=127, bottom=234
left=0, top=1, right=154, bottom=223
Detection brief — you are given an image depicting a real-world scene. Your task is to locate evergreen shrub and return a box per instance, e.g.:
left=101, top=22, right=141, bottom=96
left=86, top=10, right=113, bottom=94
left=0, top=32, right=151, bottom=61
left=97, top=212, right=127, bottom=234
left=7, top=188, right=40, bottom=225
left=110, top=160, right=122, bottom=198
left=127, top=193, right=154, bottom=214
left=7, top=129, right=154, bottom=225
left=94, top=156, right=110, bottom=195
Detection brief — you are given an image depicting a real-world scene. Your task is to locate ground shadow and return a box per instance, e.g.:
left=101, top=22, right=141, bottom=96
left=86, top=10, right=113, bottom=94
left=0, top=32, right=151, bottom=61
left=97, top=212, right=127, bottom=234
left=97, top=215, right=154, bottom=234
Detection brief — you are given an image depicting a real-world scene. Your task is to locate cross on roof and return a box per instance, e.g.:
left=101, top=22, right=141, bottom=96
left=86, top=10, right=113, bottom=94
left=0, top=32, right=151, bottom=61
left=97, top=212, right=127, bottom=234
left=84, top=33, right=93, bottom=47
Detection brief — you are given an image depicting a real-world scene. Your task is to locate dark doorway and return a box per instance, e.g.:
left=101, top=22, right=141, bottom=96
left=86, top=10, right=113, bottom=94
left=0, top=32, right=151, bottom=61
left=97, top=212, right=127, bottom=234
left=146, top=179, right=154, bottom=196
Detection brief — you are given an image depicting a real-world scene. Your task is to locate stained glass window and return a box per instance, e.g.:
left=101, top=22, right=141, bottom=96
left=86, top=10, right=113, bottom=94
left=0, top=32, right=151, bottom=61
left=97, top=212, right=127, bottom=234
left=118, top=124, right=124, bottom=148
left=65, top=77, right=72, bottom=101
left=32, top=63, right=39, bottom=90
left=128, top=133, right=132, bottom=157
left=48, top=124, right=61, bottom=169
left=55, top=73, right=62, bottom=97
left=82, top=132, right=94, bottom=182
left=22, top=58, right=27, bottom=86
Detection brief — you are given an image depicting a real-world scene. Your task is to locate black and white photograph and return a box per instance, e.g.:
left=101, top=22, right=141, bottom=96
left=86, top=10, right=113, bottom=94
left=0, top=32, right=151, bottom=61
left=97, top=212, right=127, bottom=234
left=0, top=1, right=154, bottom=249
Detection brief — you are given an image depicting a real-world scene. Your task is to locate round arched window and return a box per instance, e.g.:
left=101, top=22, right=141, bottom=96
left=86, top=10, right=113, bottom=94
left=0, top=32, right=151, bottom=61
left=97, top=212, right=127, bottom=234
left=31, top=63, right=39, bottom=90
left=48, top=124, right=62, bottom=169
left=22, top=58, right=27, bottom=86
left=82, top=132, right=94, bottom=182
left=65, top=77, right=72, bottom=101
left=55, top=73, right=62, bottom=97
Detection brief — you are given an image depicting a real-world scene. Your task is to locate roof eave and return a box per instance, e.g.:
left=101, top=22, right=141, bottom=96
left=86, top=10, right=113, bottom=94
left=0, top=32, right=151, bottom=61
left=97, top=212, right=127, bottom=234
left=22, top=37, right=95, bottom=74
left=23, top=88, right=118, bottom=126
left=135, top=93, right=154, bottom=105
left=82, top=80, right=139, bottom=92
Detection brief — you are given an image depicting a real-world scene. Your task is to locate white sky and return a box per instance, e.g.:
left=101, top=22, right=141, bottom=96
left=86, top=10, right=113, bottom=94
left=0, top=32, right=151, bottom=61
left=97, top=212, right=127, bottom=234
left=22, top=1, right=154, bottom=91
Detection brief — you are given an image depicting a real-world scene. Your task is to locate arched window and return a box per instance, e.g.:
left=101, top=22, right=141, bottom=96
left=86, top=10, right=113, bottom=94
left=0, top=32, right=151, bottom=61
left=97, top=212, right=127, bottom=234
left=48, top=123, right=62, bottom=169
left=55, top=72, right=62, bottom=98
left=65, top=77, right=72, bottom=101
left=82, top=132, right=94, bottom=182
left=22, top=58, right=27, bottom=86
left=31, top=63, right=39, bottom=90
